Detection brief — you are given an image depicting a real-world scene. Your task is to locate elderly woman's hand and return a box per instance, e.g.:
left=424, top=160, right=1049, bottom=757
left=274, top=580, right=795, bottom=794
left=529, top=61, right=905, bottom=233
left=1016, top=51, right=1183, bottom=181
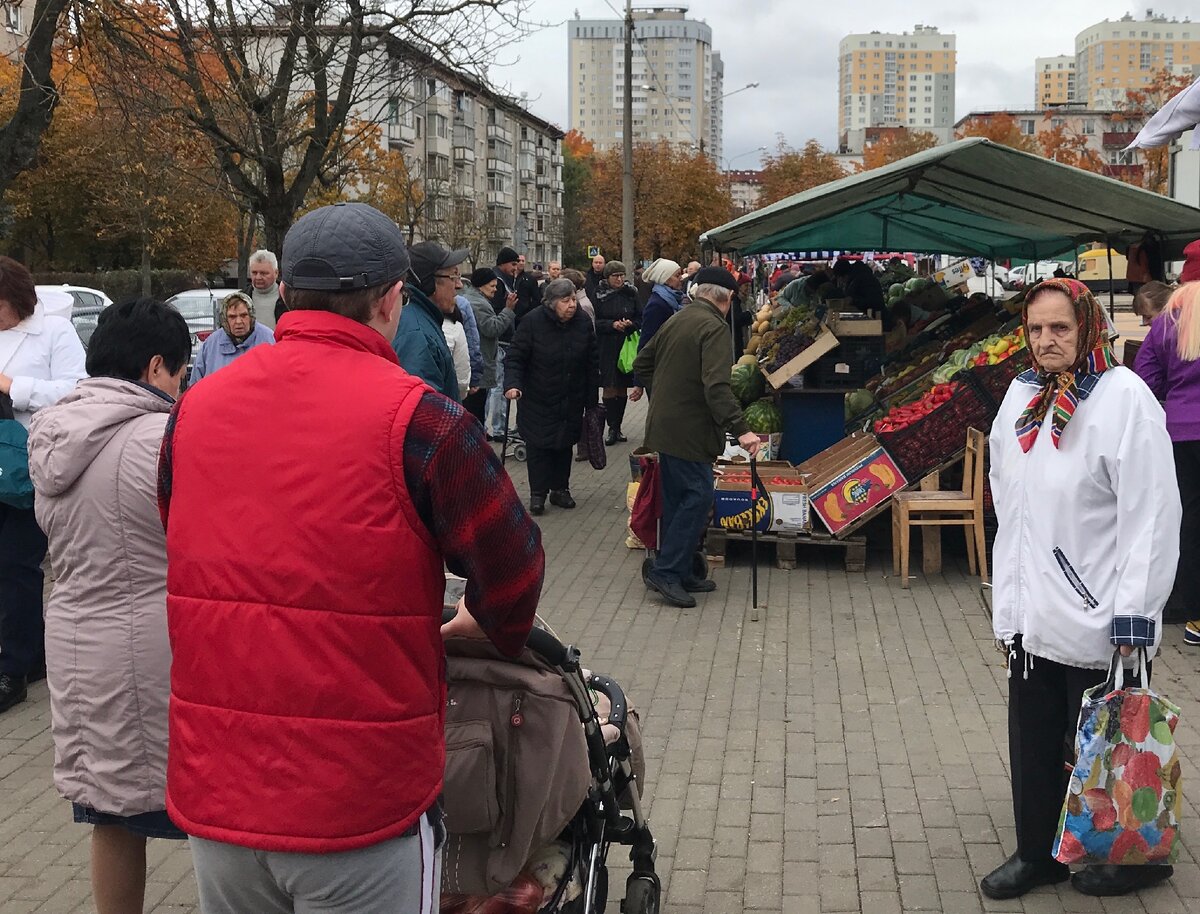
left=504, top=388, right=521, bottom=400
left=629, top=387, right=643, bottom=402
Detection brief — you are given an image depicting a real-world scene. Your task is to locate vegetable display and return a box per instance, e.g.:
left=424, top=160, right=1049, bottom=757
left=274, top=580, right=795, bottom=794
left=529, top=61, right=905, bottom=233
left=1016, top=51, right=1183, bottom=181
left=730, top=362, right=766, bottom=407
left=744, top=399, right=783, bottom=434
left=873, top=383, right=961, bottom=433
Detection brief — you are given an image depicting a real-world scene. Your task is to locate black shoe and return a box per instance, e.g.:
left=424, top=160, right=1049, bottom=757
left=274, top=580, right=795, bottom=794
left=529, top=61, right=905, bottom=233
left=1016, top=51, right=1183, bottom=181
left=574, top=452, right=588, bottom=462
left=0, top=674, right=28, bottom=714
left=549, top=490, right=576, bottom=509
left=1072, top=864, right=1173, bottom=897
left=644, top=571, right=697, bottom=608
left=605, top=429, right=620, bottom=446
left=980, top=853, right=1069, bottom=900
left=681, top=577, right=717, bottom=593
left=530, top=495, right=546, bottom=516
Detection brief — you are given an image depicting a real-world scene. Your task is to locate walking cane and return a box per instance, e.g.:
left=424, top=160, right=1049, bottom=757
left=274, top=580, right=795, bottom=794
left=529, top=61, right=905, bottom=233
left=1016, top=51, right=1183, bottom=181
left=749, top=453, right=762, bottom=623
left=500, top=394, right=513, bottom=465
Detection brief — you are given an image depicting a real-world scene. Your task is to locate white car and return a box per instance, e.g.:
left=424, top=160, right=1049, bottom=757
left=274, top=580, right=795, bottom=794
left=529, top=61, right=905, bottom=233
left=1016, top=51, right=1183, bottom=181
left=37, top=284, right=115, bottom=348
left=1009, top=261, right=1070, bottom=289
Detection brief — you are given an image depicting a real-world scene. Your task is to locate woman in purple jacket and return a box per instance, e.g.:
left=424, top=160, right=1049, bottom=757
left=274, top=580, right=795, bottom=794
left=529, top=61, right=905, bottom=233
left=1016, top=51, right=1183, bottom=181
left=1135, top=282, right=1200, bottom=645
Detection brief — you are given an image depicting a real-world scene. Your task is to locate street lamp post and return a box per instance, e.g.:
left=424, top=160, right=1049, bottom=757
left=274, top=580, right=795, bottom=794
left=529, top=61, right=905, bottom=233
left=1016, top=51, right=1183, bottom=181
left=723, top=145, right=768, bottom=171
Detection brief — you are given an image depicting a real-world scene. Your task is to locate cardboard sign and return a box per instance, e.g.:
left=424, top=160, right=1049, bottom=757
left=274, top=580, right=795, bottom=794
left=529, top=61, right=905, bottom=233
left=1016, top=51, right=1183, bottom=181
left=795, top=434, right=908, bottom=536
left=713, top=462, right=810, bottom=533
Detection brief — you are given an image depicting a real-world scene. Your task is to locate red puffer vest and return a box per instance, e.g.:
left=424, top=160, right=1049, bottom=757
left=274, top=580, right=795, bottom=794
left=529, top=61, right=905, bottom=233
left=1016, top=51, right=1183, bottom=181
left=164, top=311, right=445, bottom=853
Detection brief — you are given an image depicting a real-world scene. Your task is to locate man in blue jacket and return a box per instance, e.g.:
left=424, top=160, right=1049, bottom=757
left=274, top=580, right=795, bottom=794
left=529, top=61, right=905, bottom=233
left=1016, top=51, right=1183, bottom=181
left=393, top=241, right=468, bottom=401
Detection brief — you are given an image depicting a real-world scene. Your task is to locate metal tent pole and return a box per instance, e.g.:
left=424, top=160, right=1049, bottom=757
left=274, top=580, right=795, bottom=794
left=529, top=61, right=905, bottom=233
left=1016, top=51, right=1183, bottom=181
left=1106, top=240, right=1116, bottom=320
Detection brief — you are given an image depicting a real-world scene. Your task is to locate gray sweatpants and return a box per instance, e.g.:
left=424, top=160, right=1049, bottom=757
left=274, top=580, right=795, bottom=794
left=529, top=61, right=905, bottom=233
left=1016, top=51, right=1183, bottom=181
left=190, top=814, right=441, bottom=914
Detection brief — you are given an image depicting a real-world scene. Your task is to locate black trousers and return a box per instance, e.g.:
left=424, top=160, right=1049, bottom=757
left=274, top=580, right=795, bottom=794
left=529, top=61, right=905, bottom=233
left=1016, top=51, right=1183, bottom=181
left=462, top=388, right=487, bottom=424
left=1173, top=440, right=1200, bottom=616
left=526, top=446, right=572, bottom=496
left=1007, top=636, right=1148, bottom=862
left=0, top=503, right=48, bottom=678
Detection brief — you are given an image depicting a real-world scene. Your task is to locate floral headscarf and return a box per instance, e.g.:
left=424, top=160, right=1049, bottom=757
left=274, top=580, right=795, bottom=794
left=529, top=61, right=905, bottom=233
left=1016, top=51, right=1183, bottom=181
left=1014, top=278, right=1118, bottom=452
left=220, top=291, right=256, bottom=342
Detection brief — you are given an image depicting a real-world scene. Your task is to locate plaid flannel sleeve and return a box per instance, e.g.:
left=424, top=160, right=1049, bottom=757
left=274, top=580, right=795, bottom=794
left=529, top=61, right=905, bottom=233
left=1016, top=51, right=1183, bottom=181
left=1110, top=615, right=1157, bottom=647
left=403, top=392, right=543, bottom=656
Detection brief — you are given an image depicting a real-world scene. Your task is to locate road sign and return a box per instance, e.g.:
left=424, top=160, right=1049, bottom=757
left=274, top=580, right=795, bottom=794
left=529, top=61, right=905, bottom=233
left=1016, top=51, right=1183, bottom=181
left=587, top=245, right=600, bottom=258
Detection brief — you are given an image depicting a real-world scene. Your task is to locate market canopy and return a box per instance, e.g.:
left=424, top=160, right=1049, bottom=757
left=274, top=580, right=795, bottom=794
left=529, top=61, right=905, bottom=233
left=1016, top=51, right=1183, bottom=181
left=701, top=137, right=1200, bottom=260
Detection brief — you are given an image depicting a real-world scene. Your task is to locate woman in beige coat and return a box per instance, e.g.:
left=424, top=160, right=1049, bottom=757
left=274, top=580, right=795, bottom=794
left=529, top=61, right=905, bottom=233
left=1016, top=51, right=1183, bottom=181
left=28, top=299, right=192, bottom=914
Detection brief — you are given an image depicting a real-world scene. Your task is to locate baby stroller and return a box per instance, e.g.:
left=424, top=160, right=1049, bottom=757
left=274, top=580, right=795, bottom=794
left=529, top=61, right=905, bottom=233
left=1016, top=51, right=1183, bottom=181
left=496, top=341, right=527, bottom=463
left=440, top=590, right=660, bottom=914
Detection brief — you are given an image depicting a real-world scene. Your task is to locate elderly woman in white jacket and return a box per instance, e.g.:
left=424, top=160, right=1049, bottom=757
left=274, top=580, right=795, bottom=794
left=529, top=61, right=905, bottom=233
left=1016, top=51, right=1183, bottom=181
left=981, top=278, right=1181, bottom=902
left=0, top=256, right=86, bottom=714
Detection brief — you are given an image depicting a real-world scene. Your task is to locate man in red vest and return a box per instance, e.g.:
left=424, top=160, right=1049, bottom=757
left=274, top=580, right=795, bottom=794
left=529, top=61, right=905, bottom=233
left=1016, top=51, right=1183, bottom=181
left=158, top=202, right=544, bottom=913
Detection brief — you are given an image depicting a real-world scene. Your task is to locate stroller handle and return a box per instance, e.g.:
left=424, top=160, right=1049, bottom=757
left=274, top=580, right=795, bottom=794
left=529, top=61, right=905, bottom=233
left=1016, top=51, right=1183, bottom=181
left=441, top=607, right=571, bottom=668
left=587, top=673, right=628, bottom=731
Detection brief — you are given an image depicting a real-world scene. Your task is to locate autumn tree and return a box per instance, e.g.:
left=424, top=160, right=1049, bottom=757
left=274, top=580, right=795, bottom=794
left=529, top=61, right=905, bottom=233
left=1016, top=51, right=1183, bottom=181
left=955, top=114, right=1039, bottom=153
left=859, top=129, right=939, bottom=172
left=1112, top=69, right=1196, bottom=194
left=757, top=137, right=845, bottom=206
left=1037, top=119, right=1107, bottom=174
left=561, top=129, right=593, bottom=268
left=579, top=141, right=733, bottom=262
left=96, top=0, right=534, bottom=258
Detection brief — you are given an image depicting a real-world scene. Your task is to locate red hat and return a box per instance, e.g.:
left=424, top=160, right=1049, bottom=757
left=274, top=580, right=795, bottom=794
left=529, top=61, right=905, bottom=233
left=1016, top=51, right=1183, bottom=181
left=1183, top=239, right=1200, bottom=284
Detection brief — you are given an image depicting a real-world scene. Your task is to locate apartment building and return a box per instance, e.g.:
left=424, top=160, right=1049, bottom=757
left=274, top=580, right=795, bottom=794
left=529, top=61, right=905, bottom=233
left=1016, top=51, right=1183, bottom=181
left=726, top=170, right=762, bottom=214
left=568, top=7, right=725, bottom=162
left=0, top=0, right=35, bottom=59
left=1036, top=56, right=1076, bottom=106
left=838, top=24, right=956, bottom=153
left=1074, top=10, right=1199, bottom=109
left=954, top=107, right=1147, bottom=183
left=378, top=41, right=565, bottom=269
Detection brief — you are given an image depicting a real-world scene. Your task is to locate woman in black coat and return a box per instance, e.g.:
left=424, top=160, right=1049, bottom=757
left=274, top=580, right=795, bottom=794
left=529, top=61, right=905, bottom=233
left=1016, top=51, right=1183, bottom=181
left=592, top=261, right=642, bottom=444
left=504, top=278, right=600, bottom=516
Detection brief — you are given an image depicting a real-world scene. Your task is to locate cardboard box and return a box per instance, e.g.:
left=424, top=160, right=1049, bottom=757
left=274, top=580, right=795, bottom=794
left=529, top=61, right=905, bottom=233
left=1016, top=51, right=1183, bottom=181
left=932, top=258, right=973, bottom=291
left=722, top=432, right=782, bottom=462
left=827, top=312, right=883, bottom=337
left=765, top=328, right=840, bottom=389
left=713, top=462, right=811, bottom=533
left=796, top=434, right=908, bottom=536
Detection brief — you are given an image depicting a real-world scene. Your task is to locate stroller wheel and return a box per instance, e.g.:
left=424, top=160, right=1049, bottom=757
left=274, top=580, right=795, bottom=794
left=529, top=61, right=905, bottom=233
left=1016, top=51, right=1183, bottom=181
left=691, top=550, right=709, bottom=581
left=513, top=443, right=528, bottom=462
left=621, top=873, right=660, bottom=914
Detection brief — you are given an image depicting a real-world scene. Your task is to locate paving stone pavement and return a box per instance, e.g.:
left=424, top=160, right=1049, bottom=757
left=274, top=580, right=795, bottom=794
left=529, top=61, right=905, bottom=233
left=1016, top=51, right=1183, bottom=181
left=3, top=397, right=1200, bottom=913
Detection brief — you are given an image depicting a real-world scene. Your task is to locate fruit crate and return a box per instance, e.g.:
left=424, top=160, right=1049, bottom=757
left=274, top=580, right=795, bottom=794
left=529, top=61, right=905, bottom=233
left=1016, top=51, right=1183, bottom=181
left=970, top=348, right=1032, bottom=411
left=804, top=338, right=884, bottom=390
left=874, top=375, right=996, bottom=482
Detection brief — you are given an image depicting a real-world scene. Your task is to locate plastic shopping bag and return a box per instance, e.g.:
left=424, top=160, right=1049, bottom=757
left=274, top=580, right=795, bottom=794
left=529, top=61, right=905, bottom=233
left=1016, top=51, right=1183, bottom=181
left=617, top=332, right=640, bottom=375
left=1053, top=649, right=1182, bottom=866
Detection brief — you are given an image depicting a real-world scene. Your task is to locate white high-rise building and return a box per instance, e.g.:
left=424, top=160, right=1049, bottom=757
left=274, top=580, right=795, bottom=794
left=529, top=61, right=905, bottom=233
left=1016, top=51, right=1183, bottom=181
left=568, top=7, right=724, bottom=161
left=838, top=25, right=956, bottom=153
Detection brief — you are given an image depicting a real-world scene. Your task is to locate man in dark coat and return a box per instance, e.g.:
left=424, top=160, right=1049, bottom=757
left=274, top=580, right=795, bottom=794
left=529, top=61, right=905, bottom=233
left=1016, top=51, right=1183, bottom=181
left=592, top=260, right=642, bottom=445
left=514, top=253, right=543, bottom=322
left=584, top=253, right=606, bottom=304
left=504, top=278, right=599, bottom=516
left=632, top=267, right=760, bottom=609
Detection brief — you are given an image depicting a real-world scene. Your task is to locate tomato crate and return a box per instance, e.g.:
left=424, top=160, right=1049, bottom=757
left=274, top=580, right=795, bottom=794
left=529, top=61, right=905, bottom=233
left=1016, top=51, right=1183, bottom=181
left=874, top=375, right=996, bottom=481
left=970, top=348, right=1032, bottom=410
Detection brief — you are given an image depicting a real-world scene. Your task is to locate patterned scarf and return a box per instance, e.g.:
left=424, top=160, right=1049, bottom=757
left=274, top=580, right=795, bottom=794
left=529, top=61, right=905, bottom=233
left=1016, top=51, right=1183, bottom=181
left=1014, top=278, right=1118, bottom=453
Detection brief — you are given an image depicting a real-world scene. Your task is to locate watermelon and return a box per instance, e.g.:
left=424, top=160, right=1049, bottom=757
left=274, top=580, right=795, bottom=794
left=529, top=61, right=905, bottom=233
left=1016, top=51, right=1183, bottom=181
left=888, top=283, right=905, bottom=298
left=744, top=399, right=782, bottom=434
left=905, top=277, right=924, bottom=293
left=730, top=363, right=766, bottom=406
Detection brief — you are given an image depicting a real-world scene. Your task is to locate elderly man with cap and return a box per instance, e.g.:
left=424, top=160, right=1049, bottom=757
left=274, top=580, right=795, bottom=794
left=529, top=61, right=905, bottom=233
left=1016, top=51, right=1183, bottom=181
left=158, top=202, right=543, bottom=914
left=188, top=290, right=275, bottom=387
left=632, top=266, right=760, bottom=608
left=392, top=241, right=469, bottom=401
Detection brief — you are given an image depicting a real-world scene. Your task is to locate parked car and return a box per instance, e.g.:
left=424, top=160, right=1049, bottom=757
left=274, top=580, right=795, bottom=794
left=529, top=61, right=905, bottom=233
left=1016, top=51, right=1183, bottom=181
left=36, top=284, right=115, bottom=348
left=1008, top=261, right=1071, bottom=289
left=166, top=289, right=225, bottom=382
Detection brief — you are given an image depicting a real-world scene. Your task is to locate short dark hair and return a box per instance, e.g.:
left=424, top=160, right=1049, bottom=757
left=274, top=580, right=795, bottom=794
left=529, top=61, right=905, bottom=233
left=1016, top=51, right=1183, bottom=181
left=282, top=282, right=392, bottom=323
left=0, top=255, right=37, bottom=320
left=87, top=299, right=193, bottom=379
left=832, top=259, right=853, bottom=278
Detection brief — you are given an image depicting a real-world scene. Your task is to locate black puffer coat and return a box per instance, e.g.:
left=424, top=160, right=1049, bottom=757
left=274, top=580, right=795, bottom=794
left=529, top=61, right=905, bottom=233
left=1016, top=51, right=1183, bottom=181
left=593, top=282, right=642, bottom=388
left=505, top=303, right=599, bottom=450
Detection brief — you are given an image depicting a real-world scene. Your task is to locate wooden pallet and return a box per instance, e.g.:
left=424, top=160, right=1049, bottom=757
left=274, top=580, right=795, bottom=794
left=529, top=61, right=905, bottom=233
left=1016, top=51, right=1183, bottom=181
left=706, top=527, right=867, bottom=572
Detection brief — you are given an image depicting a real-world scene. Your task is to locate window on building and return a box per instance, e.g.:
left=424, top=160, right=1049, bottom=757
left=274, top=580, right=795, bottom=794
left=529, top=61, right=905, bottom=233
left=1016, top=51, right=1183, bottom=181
left=388, top=96, right=400, bottom=126
left=1020, top=119, right=1035, bottom=135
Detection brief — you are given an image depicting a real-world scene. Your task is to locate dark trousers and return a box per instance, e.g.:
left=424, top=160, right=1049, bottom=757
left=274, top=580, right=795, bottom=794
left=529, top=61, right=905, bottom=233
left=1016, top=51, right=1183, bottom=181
left=462, top=388, right=487, bottom=424
left=1007, top=636, right=1148, bottom=862
left=1173, top=440, right=1200, bottom=616
left=654, top=454, right=713, bottom=583
left=526, top=446, right=572, bottom=496
left=603, top=395, right=627, bottom=434
left=0, top=503, right=48, bottom=677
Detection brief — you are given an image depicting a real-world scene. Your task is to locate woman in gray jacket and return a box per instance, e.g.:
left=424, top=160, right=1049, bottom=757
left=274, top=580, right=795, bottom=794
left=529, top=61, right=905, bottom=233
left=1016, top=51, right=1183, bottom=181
left=464, top=267, right=516, bottom=425
left=28, top=299, right=192, bottom=914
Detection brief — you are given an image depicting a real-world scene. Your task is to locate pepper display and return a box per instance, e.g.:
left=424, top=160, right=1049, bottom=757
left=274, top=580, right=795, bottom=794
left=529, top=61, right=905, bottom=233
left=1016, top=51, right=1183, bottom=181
left=872, top=382, right=961, bottom=433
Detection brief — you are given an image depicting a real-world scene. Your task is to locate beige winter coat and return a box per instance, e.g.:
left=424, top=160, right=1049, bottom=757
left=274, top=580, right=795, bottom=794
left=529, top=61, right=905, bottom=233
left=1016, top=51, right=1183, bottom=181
left=28, top=378, right=174, bottom=816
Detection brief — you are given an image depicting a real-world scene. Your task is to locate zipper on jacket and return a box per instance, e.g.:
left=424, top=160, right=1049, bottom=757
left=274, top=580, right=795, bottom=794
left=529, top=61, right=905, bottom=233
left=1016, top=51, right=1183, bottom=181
left=1052, top=547, right=1099, bottom=610
left=499, top=692, right=524, bottom=849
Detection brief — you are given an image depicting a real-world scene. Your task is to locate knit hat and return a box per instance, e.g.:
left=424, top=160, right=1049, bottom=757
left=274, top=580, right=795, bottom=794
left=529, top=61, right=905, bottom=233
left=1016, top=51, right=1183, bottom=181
left=496, top=246, right=520, bottom=266
left=1181, top=239, right=1200, bottom=283
left=469, top=267, right=498, bottom=289
left=692, top=266, right=739, bottom=292
left=603, top=260, right=627, bottom=278
left=643, top=258, right=681, bottom=285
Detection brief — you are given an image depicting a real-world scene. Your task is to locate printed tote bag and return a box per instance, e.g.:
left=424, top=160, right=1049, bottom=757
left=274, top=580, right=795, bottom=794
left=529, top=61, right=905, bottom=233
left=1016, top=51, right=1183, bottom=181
left=1053, top=649, right=1182, bottom=866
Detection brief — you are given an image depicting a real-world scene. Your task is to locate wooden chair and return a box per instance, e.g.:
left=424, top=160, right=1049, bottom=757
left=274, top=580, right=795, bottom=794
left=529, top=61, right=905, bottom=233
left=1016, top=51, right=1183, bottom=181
left=892, top=427, right=988, bottom=588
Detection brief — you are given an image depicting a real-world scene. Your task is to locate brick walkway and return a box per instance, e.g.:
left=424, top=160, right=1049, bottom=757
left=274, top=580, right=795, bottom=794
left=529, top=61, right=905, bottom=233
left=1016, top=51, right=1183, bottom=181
left=2, top=398, right=1199, bottom=913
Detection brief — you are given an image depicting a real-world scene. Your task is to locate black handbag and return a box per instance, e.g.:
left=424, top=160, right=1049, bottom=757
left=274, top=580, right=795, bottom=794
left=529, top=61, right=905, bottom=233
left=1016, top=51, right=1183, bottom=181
left=583, top=404, right=607, bottom=470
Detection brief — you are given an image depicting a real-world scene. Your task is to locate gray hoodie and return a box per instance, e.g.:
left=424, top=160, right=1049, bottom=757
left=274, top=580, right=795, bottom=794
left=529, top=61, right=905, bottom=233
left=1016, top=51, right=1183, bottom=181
left=28, top=378, right=175, bottom=815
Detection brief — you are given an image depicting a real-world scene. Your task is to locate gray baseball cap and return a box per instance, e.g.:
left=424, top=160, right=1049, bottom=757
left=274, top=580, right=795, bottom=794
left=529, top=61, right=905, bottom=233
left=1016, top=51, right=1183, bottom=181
left=280, top=203, right=410, bottom=291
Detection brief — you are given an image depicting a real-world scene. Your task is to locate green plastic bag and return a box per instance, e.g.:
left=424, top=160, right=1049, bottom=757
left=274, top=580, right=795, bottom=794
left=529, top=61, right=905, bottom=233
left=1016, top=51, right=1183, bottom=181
left=617, top=332, right=641, bottom=375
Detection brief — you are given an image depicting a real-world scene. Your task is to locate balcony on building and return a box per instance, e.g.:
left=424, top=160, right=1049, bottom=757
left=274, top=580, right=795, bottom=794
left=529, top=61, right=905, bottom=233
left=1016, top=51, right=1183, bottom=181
left=1102, top=131, right=1138, bottom=148
left=1106, top=163, right=1144, bottom=180
left=487, top=123, right=513, bottom=144
left=453, top=143, right=475, bottom=164
left=487, top=158, right=514, bottom=176
left=486, top=190, right=512, bottom=207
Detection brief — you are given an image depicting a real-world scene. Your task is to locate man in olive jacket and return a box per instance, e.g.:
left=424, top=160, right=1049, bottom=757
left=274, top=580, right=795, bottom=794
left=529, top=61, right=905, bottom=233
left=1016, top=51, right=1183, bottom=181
left=632, top=267, right=761, bottom=608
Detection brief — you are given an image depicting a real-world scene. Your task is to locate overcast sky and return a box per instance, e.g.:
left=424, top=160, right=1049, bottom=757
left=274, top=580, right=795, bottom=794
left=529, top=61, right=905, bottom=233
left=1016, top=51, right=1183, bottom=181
left=486, top=1, right=1199, bottom=167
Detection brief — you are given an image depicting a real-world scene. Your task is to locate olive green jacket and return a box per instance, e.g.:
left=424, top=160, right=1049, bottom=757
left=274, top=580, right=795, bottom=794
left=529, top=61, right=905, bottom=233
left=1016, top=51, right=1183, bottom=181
left=633, top=297, right=750, bottom=463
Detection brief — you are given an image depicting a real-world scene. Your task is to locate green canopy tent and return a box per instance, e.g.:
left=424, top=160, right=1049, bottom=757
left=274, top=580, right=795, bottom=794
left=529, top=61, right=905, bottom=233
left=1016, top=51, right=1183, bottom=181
left=701, top=137, right=1200, bottom=262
